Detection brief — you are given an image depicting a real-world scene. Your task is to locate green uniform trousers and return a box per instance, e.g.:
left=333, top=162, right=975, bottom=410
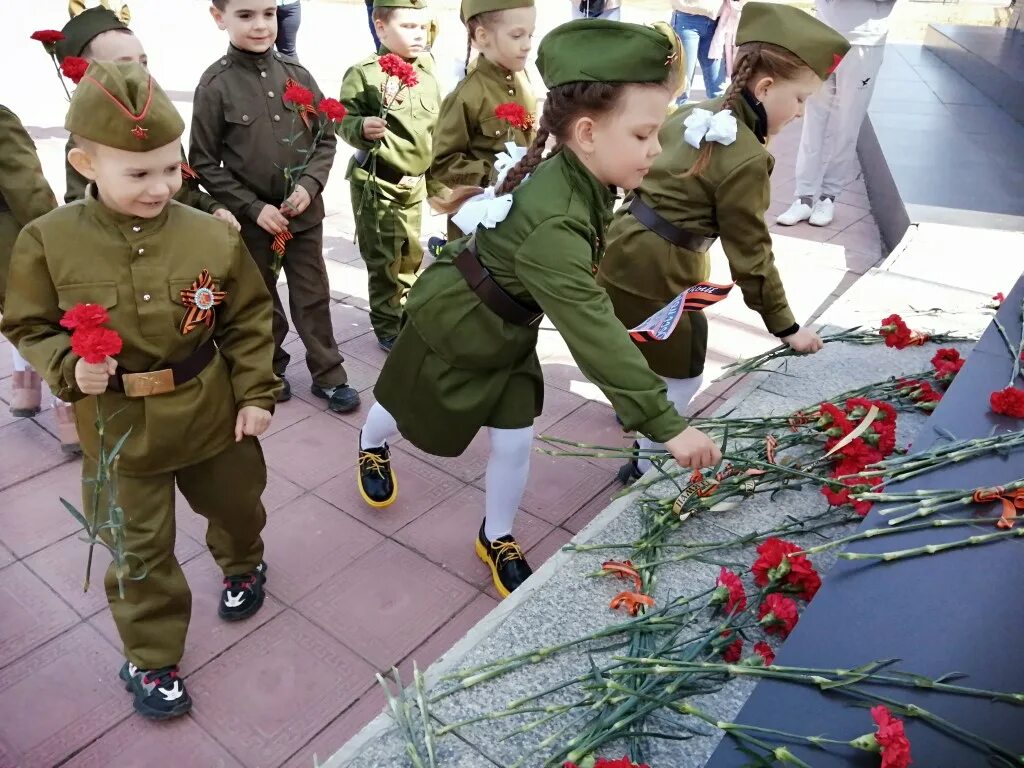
left=88, top=437, right=267, bottom=669
left=350, top=181, right=424, bottom=341
left=240, top=219, right=347, bottom=389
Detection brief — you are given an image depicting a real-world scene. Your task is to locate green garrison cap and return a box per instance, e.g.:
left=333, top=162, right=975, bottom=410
left=536, top=19, right=678, bottom=89
left=65, top=61, right=184, bottom=152
left=373, top=0, right=429, bottom=8
left=736, top=2, right=851, bottom=80
left=56, top=6, right=128, bottom=60
left=460, top=0, right=533, bottom=24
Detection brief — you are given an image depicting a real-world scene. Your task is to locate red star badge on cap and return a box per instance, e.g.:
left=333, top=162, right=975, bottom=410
left=826, top=53, right=844, bottom=75
left=130, top=124, right=148, bottom=140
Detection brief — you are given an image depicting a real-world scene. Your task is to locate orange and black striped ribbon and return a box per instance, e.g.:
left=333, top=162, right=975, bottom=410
left=179, top=269, right=226, bottom=335
left=972, top=486, right=1024, bottom=529
left=272, top=229, right=293, bottom=261
left=180, top=161, right=200, bottom=181
left=285, top=78, right=316, bottom=130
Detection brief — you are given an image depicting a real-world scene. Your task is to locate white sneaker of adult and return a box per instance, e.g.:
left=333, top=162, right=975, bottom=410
left=775, top=200, right=812, bottom=226
left=809, top=197, right=835, bottom=227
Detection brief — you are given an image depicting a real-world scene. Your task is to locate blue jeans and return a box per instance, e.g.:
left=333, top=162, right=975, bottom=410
left=672, top=11, right=727, bottom=104
left=275, top=1, right=301, bottom=59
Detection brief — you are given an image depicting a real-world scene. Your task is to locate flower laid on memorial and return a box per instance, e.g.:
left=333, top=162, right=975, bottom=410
left=564, top=758, right=650, bottom=768
left=990, top=386, right=1024, bottom=417
left=852, top=706, right=913, bottom=768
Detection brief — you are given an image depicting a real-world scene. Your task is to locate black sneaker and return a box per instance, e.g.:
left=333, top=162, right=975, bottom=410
left=616, top=440, right=643, bottom=485
left=357, top=437, right=397, bottom=508
left=475, top=522, right=533, bottom=598
left=275, top=375, right=292, bottom=403
left=427, top=236, right=446, bottom=259
left=219, top=561, right=268, bottom=621
left=378, top=336, right=396, bottom=353
left=311, top=383, right=361, bottom=413
left=119, top=662, right=192, bottom=720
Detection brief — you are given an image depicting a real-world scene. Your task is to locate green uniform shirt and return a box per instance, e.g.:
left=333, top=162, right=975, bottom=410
left=0, top=191, right=279, bottom=475
left=599, top=95, right=796, bottom=378
left=338, top=48, right=442, bottom=201
left=0, top=105, right=58, bottom=311
left=403, top=148, right=687, bottom=443
left=190, top=46, right=337, bottom=232
left=429, top=56, right=537, bottom=190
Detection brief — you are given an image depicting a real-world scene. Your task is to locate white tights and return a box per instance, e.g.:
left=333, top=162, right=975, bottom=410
left=360, top=402, right=533, bottom=541
left=637, top=374, right=704, bottom=473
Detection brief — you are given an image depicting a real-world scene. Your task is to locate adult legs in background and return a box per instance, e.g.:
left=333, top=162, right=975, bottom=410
left=672, top=11, right=724, bottom=104
left=276, top=1, right=302, bottom=59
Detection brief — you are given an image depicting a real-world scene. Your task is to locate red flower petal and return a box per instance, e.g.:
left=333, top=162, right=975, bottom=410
left=990, top=386, right=1024, bottom=418
left=71, top=326, right=123, bottom=365
left=60, top=56, right=90, bottom=84
left=60, top=303, right=110, bottom=331
left=31, top=30, right=66, bottom=44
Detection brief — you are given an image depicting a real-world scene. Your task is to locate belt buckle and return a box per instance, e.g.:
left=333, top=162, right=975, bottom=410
left=398, top=175, right=421, bottom=188
left=122, top=368, right=175, bottom=398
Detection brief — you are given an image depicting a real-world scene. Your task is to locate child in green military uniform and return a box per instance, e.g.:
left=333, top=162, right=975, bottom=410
left=191, top=0, right=361, bottom=412
left=338, top=0, right=442, bottom=352
left=0, top=106, right=59, bottom=428
left=429, top=0, right=537, bottom=243
left=354, top=19, right=721, bottom=598
left=2, top=62, right=280, bottom=720
left=598, top=2, right=849, bottom=482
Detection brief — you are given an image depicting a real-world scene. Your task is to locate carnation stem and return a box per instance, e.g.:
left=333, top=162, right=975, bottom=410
left=839, top=528, right=1024, bottom=561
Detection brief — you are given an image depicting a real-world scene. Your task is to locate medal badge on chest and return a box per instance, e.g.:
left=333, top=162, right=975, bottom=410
left=180, top=269, right=226, bottom=334
left=380, top=76, right=406, bottom=109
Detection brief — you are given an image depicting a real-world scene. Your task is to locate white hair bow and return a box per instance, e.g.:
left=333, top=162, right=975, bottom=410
left=493, top=142, right=528, bottom=188
left=452, top=187, right=514, bottom=233
left=683, top=108, right=738, bottom=149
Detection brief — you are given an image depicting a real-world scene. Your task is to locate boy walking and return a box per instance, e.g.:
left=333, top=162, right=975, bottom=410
left=339, top=0, right=441, bottom=351
left=191, top=0, right=360, bottom=411
left=2, top=62, right=279, bottom=719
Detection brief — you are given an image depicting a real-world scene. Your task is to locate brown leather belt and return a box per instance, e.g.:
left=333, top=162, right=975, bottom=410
left=108, top=339, right=216, bottom=397
left=354, top=150, right=423, bottom=188
left=628, top=195, right=717, bottom=253
left=453, top=239, right=544, bottom=327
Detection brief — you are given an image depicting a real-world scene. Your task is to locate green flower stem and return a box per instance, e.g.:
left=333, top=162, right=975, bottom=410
left=1012, top=297, right=1024, bottom=385
left=839, top=527, right=1024, bottom=561
left=994, top=317, right=1019, bottom=373
left=798, top=515, right=1021, bottom=556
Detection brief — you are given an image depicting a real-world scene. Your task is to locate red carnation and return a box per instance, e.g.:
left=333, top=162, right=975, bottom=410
left=753, top=641, right=775, bottom=666
left=71, top=326, right=123, bottom=364
left=564, top=759, right=650, bottom=768
left=990, top=386, right=1024, bottom=418
left=317, top=97, right=347, bottom=122
left=495, top=102, right=533, bottom=131
left=31, top=29, right=66, bottom=45
left=283, top=82, right=314, bottom=107
left=785, top=556, right=822, bottom=601
left=817, top=402, right=853, bottom=437
left=992, top=292, right=1005, bottom=307
left=711, top=567, right=747, bottom=614
left=379, top=53, right=418, bottom=88
left=60, top=303, right=110, bottom=330
left=871, top=706, right=913, bottom=768
left=721, top=632, right=743, bottom=663
left=879, top=314, right=913, bottom=349
left=751, top=537, right=800, bottom=587
left=60, top=56, right=90, bottom=84
left=931, top=348, right=964, bottom=383
left=758, top=593, right=799, bottom=637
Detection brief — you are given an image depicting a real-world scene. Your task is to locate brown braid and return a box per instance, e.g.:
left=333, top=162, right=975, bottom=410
left=495, top=127, right=550, bottom=195
left=682, top=42, right=813, bottom=179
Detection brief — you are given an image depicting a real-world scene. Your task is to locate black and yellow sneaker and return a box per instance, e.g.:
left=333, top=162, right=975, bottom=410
left=118, top=662, right=192, bottom=721
left=358, top=437, right=397, bottom=508
left=427, top=236, right=447, bottom=259
left=475, top=521, right=533, bottom=598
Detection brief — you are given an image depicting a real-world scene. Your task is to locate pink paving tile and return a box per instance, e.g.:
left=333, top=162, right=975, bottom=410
left=23, top=531, right=203, bottom=620
left=0, top=419, right=72, bottom=493
left=281, top=686, right=386, bottom=768
left=769, top=222, right=841, bottom=243
left=261, top=494, right=384, bottom=604
left=842, top=190, right=872, bottom=210
left=0, top=562, right=80, bottom=668
left=393, top=485, right=552, bottom=587
left=262, top=395, right=323, bottom=439
left=537, top=399, right=632, bottom=462
left=188, top=611, right=375, bottom=768
left=0, top=543, right=14, bottom=570
left=0, top=623, right=129, bottom=768
left=339, top=330, right=390, bottom=366
left=527, top=526, right=575, bottom=565
left=286, top=352, right=381, bottom=408
left=327, top=387, right=378, bottom=431
left=63, top=715, right=244, bottom=768
left=534, top=385, right=587, bottom=434
left=828, top=202, right=870, bottom=232
left=0, top=461, right=90, bottom=558
left=395, top=592, right=498, bottom=681
left=260, top=412, right=360, bottom=490
left=296, top=540, right=478, bottom=669
left=314, top=446, right=465, bottom=536
left=330, top=302, right=375, bottom=344
left=398, top=429, right=492, bottom=483
left=563, top=481, right=618, bottom=534
left=263, top=470, right=306, bottom=514
left=828, top=217, right=882, bottom=255
left=513, top=448, right=614, bottom=526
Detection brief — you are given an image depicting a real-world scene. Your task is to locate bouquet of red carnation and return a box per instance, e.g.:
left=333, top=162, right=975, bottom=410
left=494, top=101, right=534, bottom=139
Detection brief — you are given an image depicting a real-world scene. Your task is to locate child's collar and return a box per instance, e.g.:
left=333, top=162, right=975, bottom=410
left=737, top=89, right=768, bottom=144
left=84, top=183, right=171, bottom=231
left=226, top=44, right=276, bottom=68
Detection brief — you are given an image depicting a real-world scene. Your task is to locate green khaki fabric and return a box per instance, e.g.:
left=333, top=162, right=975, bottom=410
left=1, top=191, right=280, bottom=475
left=190, top=46, right=337, bottom=233
left=598, top=95, right=795, bottom=379
left=536, top=19, right=677, bottom=88
left=737, top=1, right=852, bottom=80
left=66, top=61, right=184, bottom=152
left=0, top=105, right=58, bottom=311
left=58, top=5, right=126, bottom=59
left=374, top=148, right=687, bottom=457
left=460, top=0, right=533, bottom=23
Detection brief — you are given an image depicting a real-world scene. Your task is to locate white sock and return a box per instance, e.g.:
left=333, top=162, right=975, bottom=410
left=360, top=402, right=399, bottom=449
left=11, top=347, right=31, bottom=373
left=638, top=374, right=704, bottom=473
left=483, top=426, right=533, bottom=541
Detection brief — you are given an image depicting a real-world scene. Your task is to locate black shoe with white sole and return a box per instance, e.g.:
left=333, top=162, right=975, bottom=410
left=311, top=383, right=361, bottom=413
left=218, top=561, right=268, bottom=621
left=119, top=661, right=192, bottom=720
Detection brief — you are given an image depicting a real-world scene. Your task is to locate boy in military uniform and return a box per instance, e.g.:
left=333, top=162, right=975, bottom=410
left=0, top=106, right=59, bottom=429
left=2, top=62, right=279, bottom=720
left=338, top=0, right=442, bottom=352
left=429, top=0, right=537, bottom=242
left=598, top=2, right=848, bottom=481
left=191, top=0, right=361, bottom=412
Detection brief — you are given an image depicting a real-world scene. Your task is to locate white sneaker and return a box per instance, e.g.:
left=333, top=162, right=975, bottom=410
left=775, top=200, right=812, bottom=226
left=809, top=197, right=835, bottom=227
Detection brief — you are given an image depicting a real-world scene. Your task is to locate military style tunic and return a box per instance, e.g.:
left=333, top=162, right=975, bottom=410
left=0, top=106, right=58, bottom=311
left=598, top=94, right=797, bottom=380
left=1, top=191, right=280, bottom=476
left=374, top=148, right=688, bottom=456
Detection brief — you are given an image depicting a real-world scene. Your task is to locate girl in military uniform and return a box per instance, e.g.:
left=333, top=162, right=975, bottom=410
left=597, top=2, right=850, bottom=481
left=355, top=19, right=721, bottom=599
left=429, top=0, right=537, bottom=242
